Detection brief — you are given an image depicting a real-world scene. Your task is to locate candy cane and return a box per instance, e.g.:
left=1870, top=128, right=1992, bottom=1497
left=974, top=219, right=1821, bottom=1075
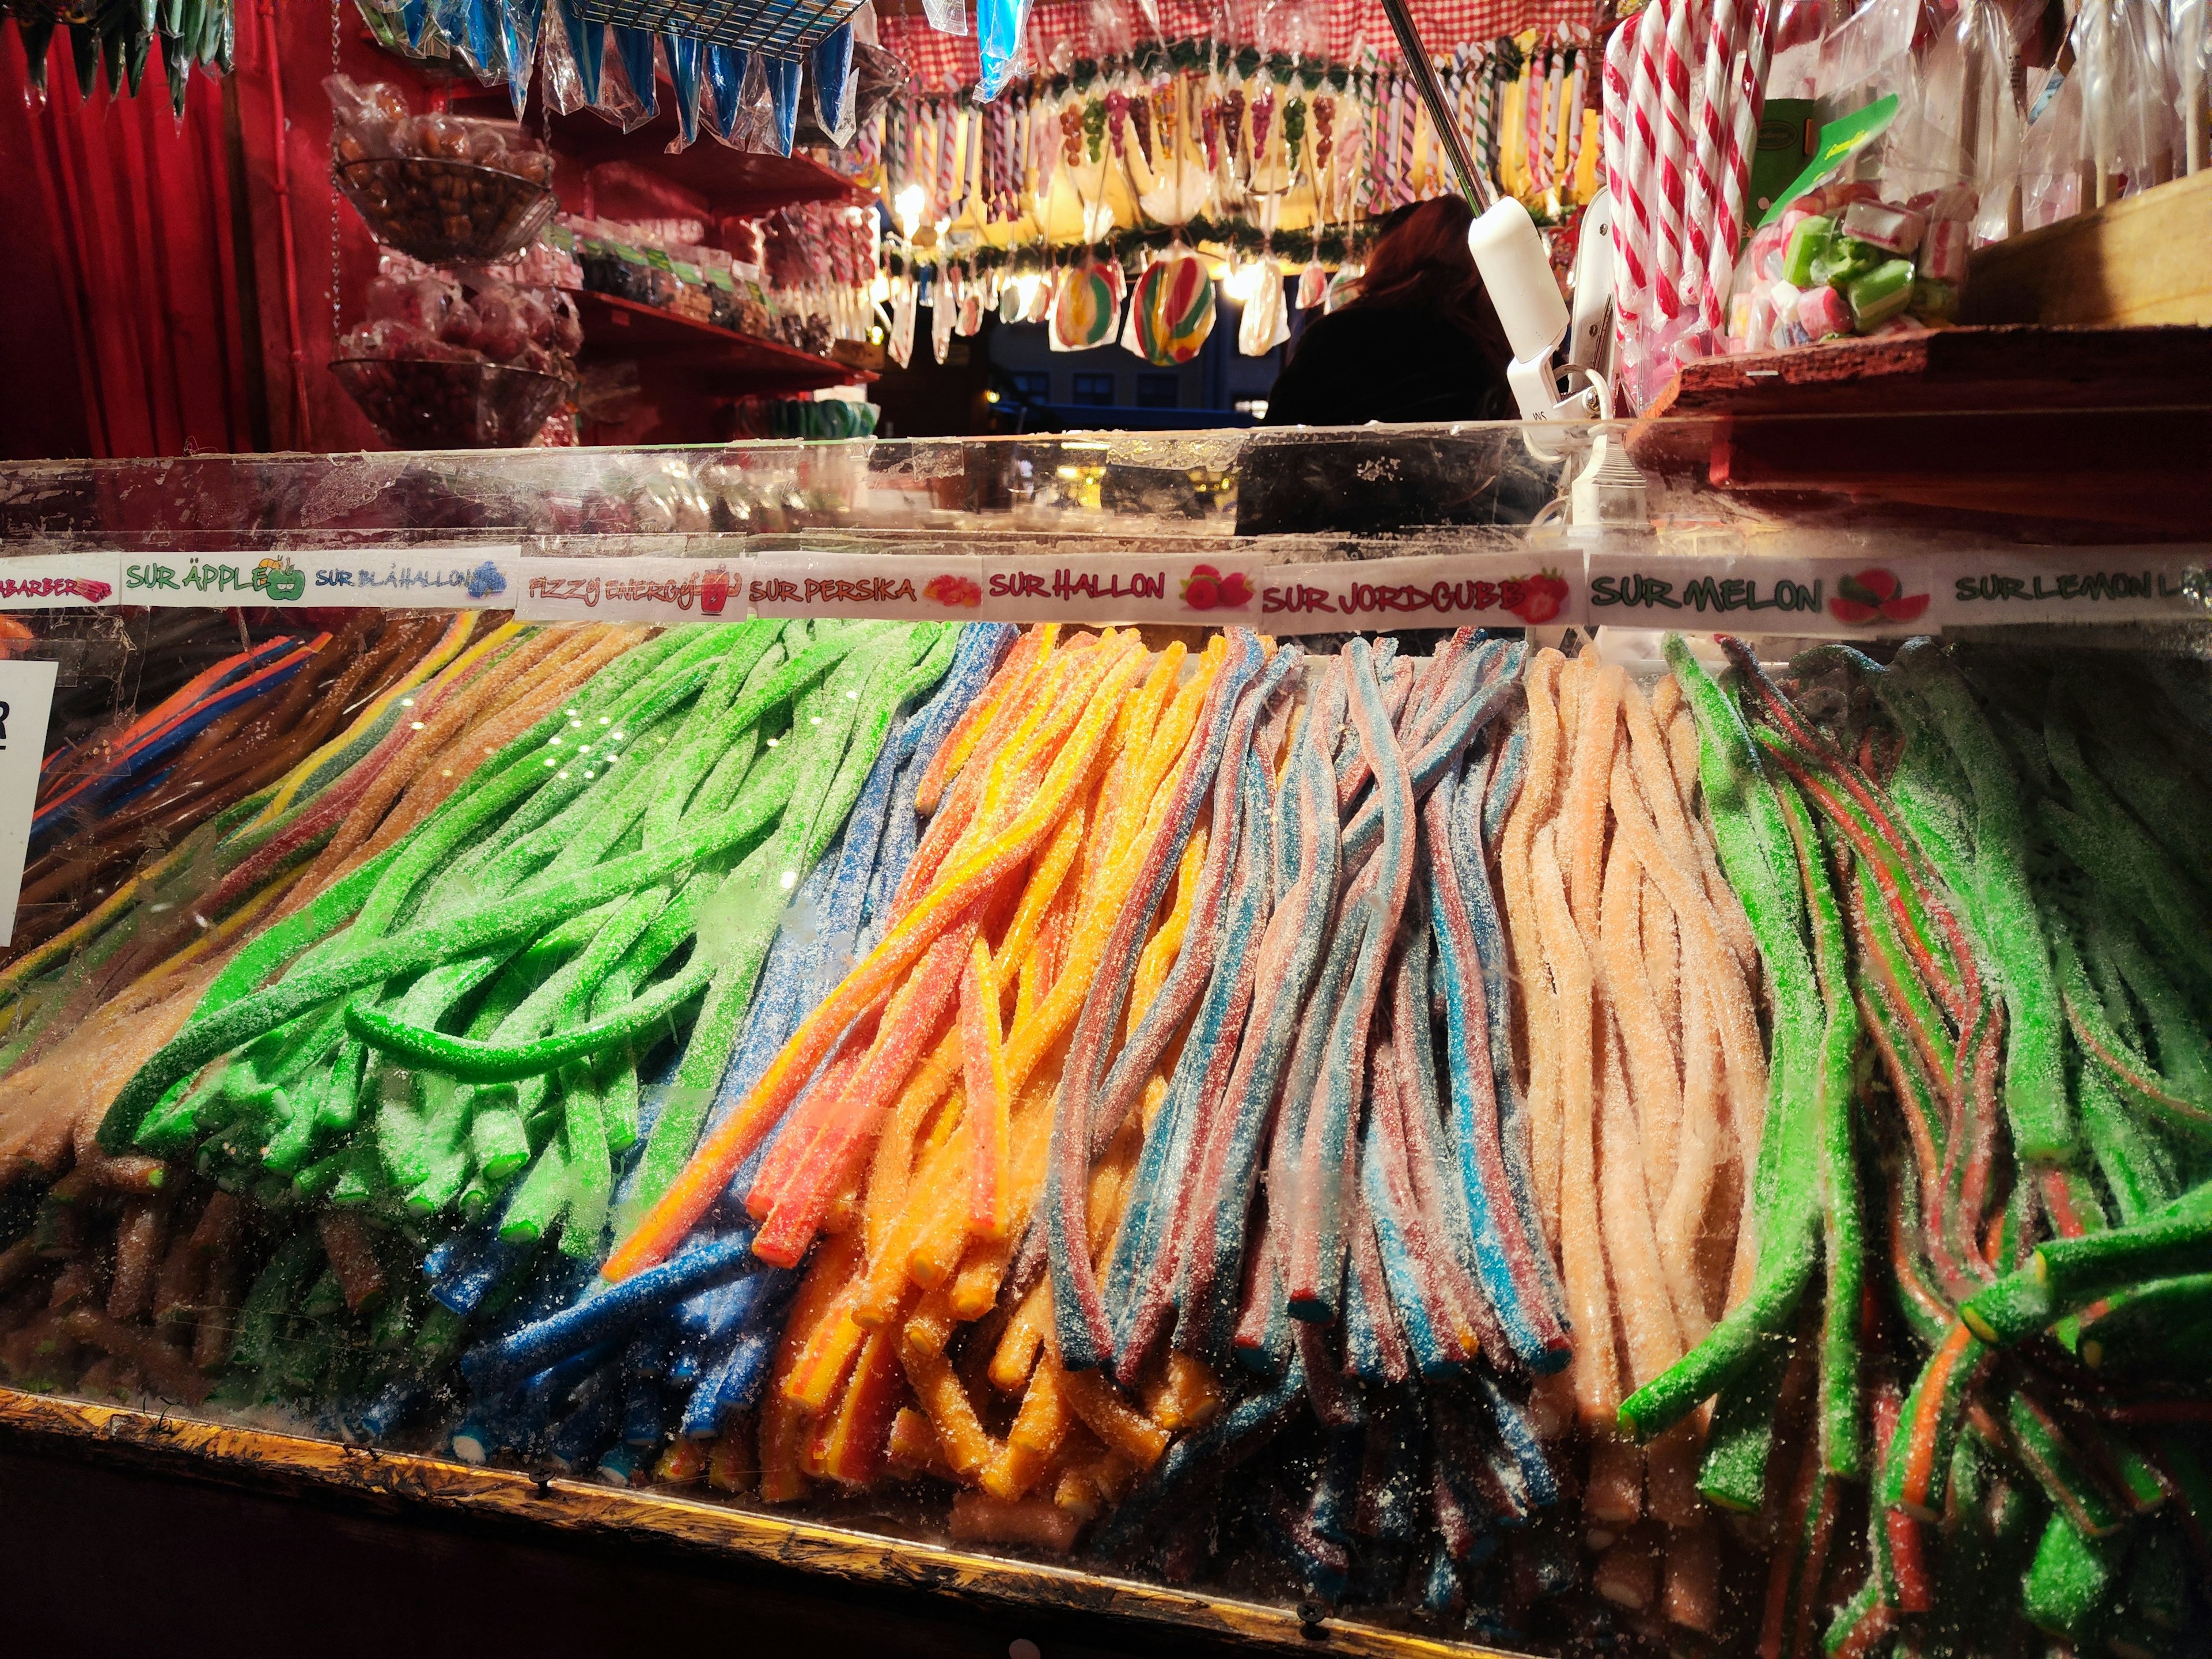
left=1685, top=0, right=1752, bottom=334
left=1655, top=0, right=1695, bottom=319
left=1706, top=0, right=1780, bottom=334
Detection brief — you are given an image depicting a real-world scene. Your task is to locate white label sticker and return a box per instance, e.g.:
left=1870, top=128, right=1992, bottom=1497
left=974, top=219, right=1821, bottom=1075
left=747, top=550, right=980, bottom=622
left=1929, top=548, right=2212, bottom=628
left=1259, top=552, right=1582, bottom=635
left=516, top=556, right=750, bottom=623
left=1586, top=552, right=1942, bottom=637
left=0, top=660, right=59, bottom=945
left=974, top=551, right=1278, bottom=626
left=0, top=551, right=123, bottom=609
left=121, top=546, right=523, bottom=608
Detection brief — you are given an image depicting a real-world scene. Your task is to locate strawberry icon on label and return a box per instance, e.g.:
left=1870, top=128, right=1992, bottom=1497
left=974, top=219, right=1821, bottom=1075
left=1181, top=565, right=1253, bottom=610
left=1506, top=570, right=1570, bottom=624
left=1829, top=567, right=1928, bottom=627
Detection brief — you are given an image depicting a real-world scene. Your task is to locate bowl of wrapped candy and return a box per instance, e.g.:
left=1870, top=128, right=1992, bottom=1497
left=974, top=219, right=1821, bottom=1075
left=331, top=260, right=580, bottom=448
left=328, top=74, right=559, bottom=264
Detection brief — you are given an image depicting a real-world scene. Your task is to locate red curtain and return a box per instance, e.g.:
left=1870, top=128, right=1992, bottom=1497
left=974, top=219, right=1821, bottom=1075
left=0, top=7, right=393, bottom=460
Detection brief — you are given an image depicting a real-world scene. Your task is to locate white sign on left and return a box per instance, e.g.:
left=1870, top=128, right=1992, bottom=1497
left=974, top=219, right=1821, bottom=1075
left=0, top=659, right=59, bottom=945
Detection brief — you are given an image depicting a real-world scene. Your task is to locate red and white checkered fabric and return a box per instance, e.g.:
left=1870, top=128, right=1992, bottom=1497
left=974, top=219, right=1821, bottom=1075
left=883, top=0, right=1585, bottom=90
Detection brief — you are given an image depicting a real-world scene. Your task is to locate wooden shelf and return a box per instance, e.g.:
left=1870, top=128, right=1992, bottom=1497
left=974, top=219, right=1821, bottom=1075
left=0, top=1387, right=1503, bottom=1659
left=1627, top=324, right=2212, bottom=540
left=572, top=290, right=876, bottom=396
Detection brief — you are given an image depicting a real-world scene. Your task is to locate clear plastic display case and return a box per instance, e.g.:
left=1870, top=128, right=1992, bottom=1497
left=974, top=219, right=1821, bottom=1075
left=1, top=422, right=2206, bottom=1659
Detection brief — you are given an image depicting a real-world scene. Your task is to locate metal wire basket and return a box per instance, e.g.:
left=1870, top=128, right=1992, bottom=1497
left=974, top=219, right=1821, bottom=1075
left=334, top=157, right=560, bottom=266
left=331, top=359, right=574, bottom=450
left=565, top=0, right=867, bottom=58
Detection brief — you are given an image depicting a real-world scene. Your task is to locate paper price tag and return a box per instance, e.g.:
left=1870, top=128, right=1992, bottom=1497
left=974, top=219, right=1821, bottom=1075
left=1259, top=552, right=1581, bottom=636
left=1929, top=548, right=2211, bottom=628
left=0, top=659, right=58, bottom=945
left=747, top=551, right=980, bottom=622
left=517, top=556, right=749, bottom=623
left=121, top=546, right=522, bottom=608
left=1585, top=551, right=1942, bottom=637
left=0, top=550, right=123, bottom=609
left=972, top=551, right=1279, bottom=626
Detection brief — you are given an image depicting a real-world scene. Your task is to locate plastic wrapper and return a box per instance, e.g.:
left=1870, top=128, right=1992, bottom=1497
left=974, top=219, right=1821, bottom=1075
left=766, top=55, right=805, bottom=157
left=1236, top=263, right=1289, bottom=356
left=1722, top=97, right=1973, bottom=354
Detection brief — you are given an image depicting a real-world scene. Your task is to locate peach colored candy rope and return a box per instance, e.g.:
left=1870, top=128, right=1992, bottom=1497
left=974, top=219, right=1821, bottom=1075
left=1627, top=671, right=1759, bottom=984
left=1500, top=649, right=1567, bottom=1237
left=1563, top=661, right=1626, bottom=942
left=1597, top=1009, right=1686, bottom=1388
left=1601, top=812, right=1683, bottom=1214
left=1532, top=824, right=1613, bottom=1430
left=1605, top=755, right=1768, bottom=1159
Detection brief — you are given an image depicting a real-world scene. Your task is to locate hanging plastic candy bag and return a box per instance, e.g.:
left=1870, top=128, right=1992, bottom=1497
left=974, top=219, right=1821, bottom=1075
left=665, top=35, right=703, bottom=149
left=1050, top=257, right=1123, bottom=350
left=812, top=22, right=857, bottom=143
left=1237, top=261, right=1289, bottom=355
left=1118, top=252, right=1145, bottom=353
left=499, top=0, right=543, bottom=119
left=704, top=45, right=750, bottom=143
left=957, top=278, right=984, bottom=335
left=931, top=267, right=958, bottom=363
left=1132, top=245, right=1214, bottom=364
left=1295, top=255, right=1327, bottom=308
left=766, top=55, right=804, bottom=156
left=615, top=26, right=659, bottom=118
left=922, top=0, right=967, bottom=36
left=890, top=275, right=919, bottom=368
left=459, top=0, right=507, bottom=86
left=978, top=0, right=1031, bottom=100
left=544, top=0, right=601, bottom=111
left=1321, top=260, right=1361, bottom=312
left=1025, top=269, right=1052, bottom=321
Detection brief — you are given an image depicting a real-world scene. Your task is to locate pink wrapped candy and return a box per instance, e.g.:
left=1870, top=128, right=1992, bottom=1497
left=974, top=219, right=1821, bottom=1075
left=1839, top=199, right=1927, bottom=256
left=1920, top=218, right=1970, bottom=283
left=1797, top=282, right=1854, bottom=340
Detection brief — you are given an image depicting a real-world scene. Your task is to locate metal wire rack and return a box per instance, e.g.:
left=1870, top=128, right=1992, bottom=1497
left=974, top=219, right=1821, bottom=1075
left=563, top=0, right=869, bottom=58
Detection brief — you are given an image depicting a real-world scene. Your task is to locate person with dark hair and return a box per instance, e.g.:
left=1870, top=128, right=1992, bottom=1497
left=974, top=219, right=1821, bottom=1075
left=1261, top=196, right=1516, bottom=426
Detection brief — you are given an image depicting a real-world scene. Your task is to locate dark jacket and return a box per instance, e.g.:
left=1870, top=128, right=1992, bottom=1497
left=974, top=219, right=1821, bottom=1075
left=1263, top=302, right=1512, bottom=426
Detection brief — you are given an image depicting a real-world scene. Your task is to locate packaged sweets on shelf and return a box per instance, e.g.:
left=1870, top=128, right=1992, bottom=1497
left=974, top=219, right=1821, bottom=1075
left=0, top=431, right=2206, bottom=1659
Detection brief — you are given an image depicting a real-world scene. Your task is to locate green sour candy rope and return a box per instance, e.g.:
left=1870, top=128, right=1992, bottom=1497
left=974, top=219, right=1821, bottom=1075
left=1892, top=642, right=2075, bottom=1165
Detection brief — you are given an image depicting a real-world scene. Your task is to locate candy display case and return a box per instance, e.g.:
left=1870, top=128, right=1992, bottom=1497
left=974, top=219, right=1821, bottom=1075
left=1, top=422, right=2209, bottom=1659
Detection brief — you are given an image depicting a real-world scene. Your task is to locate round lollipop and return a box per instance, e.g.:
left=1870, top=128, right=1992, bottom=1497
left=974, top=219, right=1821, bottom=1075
left=1050, top=260, right=1124, bottom=350
left=1133, top=249, right=1215, bottom=366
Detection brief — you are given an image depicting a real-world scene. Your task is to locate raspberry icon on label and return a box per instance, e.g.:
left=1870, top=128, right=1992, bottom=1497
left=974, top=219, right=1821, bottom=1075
left=1181, top=565, right=1252, bottom=611
left=1506, top=570, right=1570, bottom=623
left=1830, top=567, right=1928, bottom=626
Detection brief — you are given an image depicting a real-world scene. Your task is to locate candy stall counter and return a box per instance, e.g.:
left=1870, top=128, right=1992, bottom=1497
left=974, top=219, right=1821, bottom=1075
left=0, top=429, right=2207, bottom=1659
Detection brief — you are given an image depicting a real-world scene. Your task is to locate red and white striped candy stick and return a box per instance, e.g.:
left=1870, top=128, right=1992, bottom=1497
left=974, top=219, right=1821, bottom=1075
left=1685, top=0, right=1753, bottom=332
left=1603, top=18, right=1649, bottom=318
left=1525, top=43, right=1548, bottom=194
left=1705, top=0, right=1780, bottom=331
left=1654, top=0, right=1695, bottom=319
